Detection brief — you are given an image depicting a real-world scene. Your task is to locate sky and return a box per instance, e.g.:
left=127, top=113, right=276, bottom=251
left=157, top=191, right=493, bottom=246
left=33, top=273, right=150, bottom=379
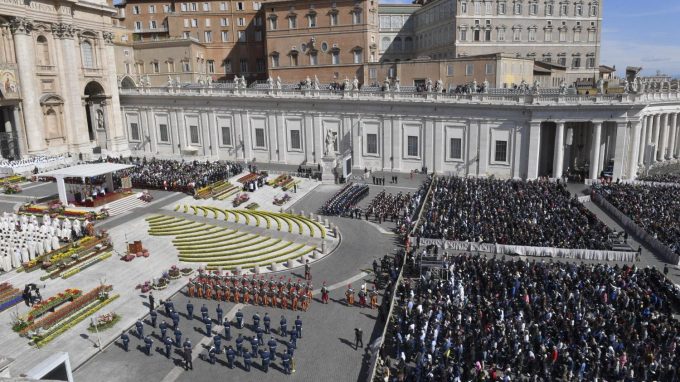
left=379, top=0, right=680, bottom=77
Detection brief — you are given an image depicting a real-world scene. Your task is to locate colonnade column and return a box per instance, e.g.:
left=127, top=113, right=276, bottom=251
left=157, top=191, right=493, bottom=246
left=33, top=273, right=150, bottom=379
left=589, top=121, right=602, bottom=179
left=552, top=122, right=565, bottom=179
left=10, top=17, right=46, bottom=153
left=638, top=116, right=647, bottom=166
left=12, top=106, right=27, bottom=157
left=658, top=113, right=668, bottom=161
left=669, top=113, right=678, bottom=159
left=612, top=121, right=628, bottom=180
left=527, top=121, right=541, bottom=179
left=652, top=114, right=660, bottom=162
left=628, top=120, right=642, bottom=179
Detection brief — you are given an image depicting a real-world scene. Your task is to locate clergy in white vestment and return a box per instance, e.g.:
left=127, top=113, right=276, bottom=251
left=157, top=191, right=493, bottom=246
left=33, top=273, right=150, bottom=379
left=20, top=246, right=28, bottom=263
left=51, top=235, right=60, bottom=250
left=27, top=241, right=35, bottom=260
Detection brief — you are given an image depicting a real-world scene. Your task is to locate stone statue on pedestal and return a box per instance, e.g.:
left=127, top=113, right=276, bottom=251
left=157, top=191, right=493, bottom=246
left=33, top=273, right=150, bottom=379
left=559, top=80, right=567, bottom=95
left=266, top=76, right=274, bottom=89
left=167, top=75, right=174, bottom=87
left=276, top=76, right=282, bottom=90
left=482, top=79, right=489, bottom=94
left=304, top=76, right=312, bottom=89
left=426, top=78, right=433, bottom=92
left=343, top=77, right=350, bottom=91
left=435, top=79, right=443, bottom=93
left=394, top=78, right=400, bottom=92
left=325, top=130, right=336, bottom=157
left=383, top=77, right=390, bottom=92
left=313, top=75, right=320, bottom=90
left=352, top=77, right=359, bottom=91
left=623, top=79, right=630, bottom=94
left=596, top=78, right=605, bottom=94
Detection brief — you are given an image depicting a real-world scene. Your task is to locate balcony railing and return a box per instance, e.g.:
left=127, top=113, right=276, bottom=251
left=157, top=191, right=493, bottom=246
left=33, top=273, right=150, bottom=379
left=36, top=65, right=56, bottom=73
left=133, top=27, right=169, bottom=33
left=118, top=83, right=680, bottom=106
left=82, top=67, right=104, bottom=76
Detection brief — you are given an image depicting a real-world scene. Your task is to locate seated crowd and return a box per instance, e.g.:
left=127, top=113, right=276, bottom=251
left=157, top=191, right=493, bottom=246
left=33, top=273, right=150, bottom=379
left=385, top=254, right=680, bottom=381
left=320, top=183, right=369, bottom=216
left=637, top=173, right=680, bottom=184
left=364, top=191, right=414, bottom=223
left=416, top=177, right=613, bottom=250
left=104, top=157, right=243, bottom=194
left=593, top=183, right=680, bottom=256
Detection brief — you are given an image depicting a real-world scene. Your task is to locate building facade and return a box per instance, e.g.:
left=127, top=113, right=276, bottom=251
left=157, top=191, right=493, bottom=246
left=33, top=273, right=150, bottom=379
left=117, top=84, right=680, bottom=181
left=0, top=0, right=128, bottom=159
left=115, top=0, right=267, bottom=82
left=264, top=0, right=379, bottom=84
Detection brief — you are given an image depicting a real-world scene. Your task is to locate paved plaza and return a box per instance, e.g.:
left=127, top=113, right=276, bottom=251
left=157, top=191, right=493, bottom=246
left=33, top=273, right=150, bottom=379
left=0, top=170, right=679, bottom=381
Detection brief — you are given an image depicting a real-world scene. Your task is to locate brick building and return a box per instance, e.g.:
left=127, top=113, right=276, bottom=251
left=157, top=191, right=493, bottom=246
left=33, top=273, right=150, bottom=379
left=114, top=0, right=267, bottom=83
left=264, top=0, right=379, bottom=84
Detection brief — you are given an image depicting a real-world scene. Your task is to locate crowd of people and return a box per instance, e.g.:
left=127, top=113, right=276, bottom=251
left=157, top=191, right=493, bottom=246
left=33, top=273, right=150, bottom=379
left=593, top=183, right=680, bottom=256
left=382, top=254, right=680, bottom=381
left=637, top=173, right=680, bottom=184
left=320, top=183, right=369, bottom=216
left=363, top=190, right=416, bottom=224
left=103, top=157, right=243, bottom=194
left=416, top=177, right=613, bottom=250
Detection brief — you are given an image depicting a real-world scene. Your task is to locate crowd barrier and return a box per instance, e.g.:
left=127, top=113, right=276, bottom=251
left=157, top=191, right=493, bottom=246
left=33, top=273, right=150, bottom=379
left=411, top=237, right=636, bottom=262
left=591, top=192, right=680, bottom=265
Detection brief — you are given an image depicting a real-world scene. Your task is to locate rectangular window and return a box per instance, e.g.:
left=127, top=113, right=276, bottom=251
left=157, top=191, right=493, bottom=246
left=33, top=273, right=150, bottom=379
left=353, top=50, right=362, bottom=64
left=498, top=2, right=506, bottom=14
left=184, top=19, right=190, bottom=27
left=588, top=30, right=596, bottom=42
left=180, top=3, right=187, bottom=11
left=545, top=4, right=553, bottom=15
left=221, top=125, right=232, bottom=145
left=254, top=16, right=262, bottom=26
left=485, top=2, right=492, bottom=14
left=255, top=31, right=262, bottom=41
left=497, top=29, right=505, bottom=41
left=240, top=58, right=248, bottom=72
left=205, top=18, right=211, bottom=27
left=528, top=29, right=536, bottom=41
left=150, top=20, right=158, bottom=29
left=291, top=54, right=298, bottom=66
left=332, top=51, right=339, bottom=64
left=202, top=2, right=210, bottom=11
left=369, top=68, right=377, bottom=79
left=237, top=1, right=244, bottom=10
left=545, top=30, right=552, bottom=42
left=238, top=30, right=246, bottom=42
left=152, top=61, right=159, bottom=73
left=182, top=31, right=190, bottom=38
left=130, top=122, right=140, bottom=141
left=309, top=15, right=316, bottom=27
left=460, top=29, right=467, bottom=41
left=254, top=128, right=265, bottom=148
left=559, top=29, right=566, bottom=42
left=204, top=31, right=212, bottom=43
left=134, top=21, right=142, bottom=31
left=447, top=64, right=454, bottom=76
left=253, top=2, right=261, bottom=10
left=163, top=5, right=170, bottom=13
left=224, top=59, right=232, bottom=72
left=191, top=2, right=197, bottom=11
left=289, top=16, right=297, bottom=28
left=574, top=31, right=581, bottom=42
left=256, top=58, right=265, bottom=72
left=148, top=5, right=156, bottom=13
left=352, top=11, right=360, bottom=24
left=221, top=31, right=229, bottom=41
left=159, top=124, right=169, bottom=142
left=513, top=28, right=521, bottom=41
left=207, top=60, right=215, bottom=73
left=461, top=2, right=467, bottom=14
left=189, top=125, right=199, bottom=144
left=132, top=5, right=140, bottom=14
left=220, top=2, right=228, bottom=11
left=572, top=57, right=581, bottom=68
left=330, top=13, right=338, bottom=26
left=310, top=52, right=318, bottom=65
left=586, top=57, right=595, bottom=69
left=407, top=136, right=418, bottom=157
left=271, top=55, right=279, bottom=68
left=485, top=63, right=494, bottom=75
left=238, top=17, right=245, bottom=26
left=270, top=18, right=278, bottom=30
left=465, top=63, right=473, bottom=76
left=290, top=130, right=301, bottom=150
left=449, top=138, right=462, bottom=159
left=191, top=19, right=198, bottom=27
left=220, top=18, right=228, bottom=26
left=182, top=61, right=191, bottom=72
left=494, top=140, right=508, bottom=162
left=366, top=133, right=378, bottom=154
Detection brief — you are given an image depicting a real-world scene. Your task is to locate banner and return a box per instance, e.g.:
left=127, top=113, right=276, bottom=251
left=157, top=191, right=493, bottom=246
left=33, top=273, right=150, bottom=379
left=121, top=176, right=132, bottom=190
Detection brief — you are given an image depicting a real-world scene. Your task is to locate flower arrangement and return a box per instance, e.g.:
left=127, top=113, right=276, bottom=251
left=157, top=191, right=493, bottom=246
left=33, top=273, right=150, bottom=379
left=87, top=312, right=121, bottom=332
left=136, top=281, right=151, bottom=293
left=3, top=184, right=21, bottom=194
left=25, top=289, right=82, bottom=322
left=168, top=266, right=181, bottom=280
left=180, top=267, right=194, bottom=276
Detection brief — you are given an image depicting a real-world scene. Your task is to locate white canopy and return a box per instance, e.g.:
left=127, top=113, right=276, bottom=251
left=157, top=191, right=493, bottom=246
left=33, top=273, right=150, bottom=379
left=41, top=163, right=135, bottom=204
left=40, top=163, right=134, bottom=178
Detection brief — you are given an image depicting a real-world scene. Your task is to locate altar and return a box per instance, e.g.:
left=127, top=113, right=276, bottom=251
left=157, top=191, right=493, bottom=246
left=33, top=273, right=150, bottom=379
left=39, top=163, right=134, bottom=206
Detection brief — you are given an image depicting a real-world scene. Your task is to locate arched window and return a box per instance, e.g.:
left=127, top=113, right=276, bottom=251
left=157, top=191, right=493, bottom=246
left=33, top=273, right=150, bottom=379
left=393, top=37, right=402, bottom=51
left=36, top=35, right=50, bottom=66
left=81, top=41, right=95, bottom=68
left=404, top=37, right=413, bottom=51
left=381, top=37, right=390, bottom=51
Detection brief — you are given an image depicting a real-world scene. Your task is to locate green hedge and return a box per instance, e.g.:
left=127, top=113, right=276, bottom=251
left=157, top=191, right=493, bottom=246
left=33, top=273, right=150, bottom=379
left=179, top=240, right=291, bottom=263
left=176, top=234, right=267, bottom=252
left=179, top=238, right=283, bottom=258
